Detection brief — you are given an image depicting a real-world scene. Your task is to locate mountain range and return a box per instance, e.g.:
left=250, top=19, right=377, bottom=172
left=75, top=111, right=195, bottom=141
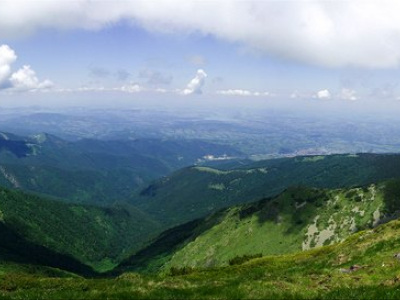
left=2, top=131, right=400, bottom=298
left=132, top=153, right=400, bottom=226
left=0, top=131, right=240, bottom=205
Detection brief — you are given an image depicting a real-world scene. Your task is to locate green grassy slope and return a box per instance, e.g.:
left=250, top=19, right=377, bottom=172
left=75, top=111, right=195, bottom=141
left=0, top=187, right=160, bottom=272
left=134, top=153, right=400, bottom=226
left=123, top=179, right=400, bottom=272
left=3, top=217, right=400, bottom=299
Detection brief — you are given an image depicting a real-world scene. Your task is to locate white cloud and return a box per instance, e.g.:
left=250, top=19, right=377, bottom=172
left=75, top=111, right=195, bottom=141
left=9, top=65, right=53, bottom=91
left=316, top=89, right=331, bottom=99
left=2, top=1, right=400, bottom=68
left=182, top=69, right=207, bottom=95
left=290, top=91, right=299, bottom=99
left=119, top=83, right=143, bottom=93
left=339, top=88, right=357, bottom=101
left=54, top=84, right=145, bottom=94
left=0, top=45, right=17, bottom=88
left=77, top=86, right=106, bottom=92
left=217, top=89, right=252, bottom=96
left=155, top=88, right=168, bottom=93
left=314, top=88, right=358, bottom=100
left=216, top=89, right=270, bottom=97
left=0, top=45, right=53, bottom=92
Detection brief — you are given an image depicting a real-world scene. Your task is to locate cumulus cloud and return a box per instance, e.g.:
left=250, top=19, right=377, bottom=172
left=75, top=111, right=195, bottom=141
left=316, top=89, right=331, bottom=99
left=182, top=69, right=207, bottom=95
left=0, top=45, right=53, bottom=92
left=0, top=45, right=17, bottom=88
left=9, top=65, right=53, bottom=91
left=2, top=1, right=400, bottom=68
left=315, top=88, right=358, bottom=100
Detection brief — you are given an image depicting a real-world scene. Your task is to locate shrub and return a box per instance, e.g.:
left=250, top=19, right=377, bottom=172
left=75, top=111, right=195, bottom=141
left=169, top=266, right=195, bottom=276
left=229, top=253, right=262, bottom=266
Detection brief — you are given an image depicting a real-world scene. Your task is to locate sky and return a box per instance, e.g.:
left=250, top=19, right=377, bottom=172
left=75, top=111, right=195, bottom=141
left=1, top=0, right=400, bottom=108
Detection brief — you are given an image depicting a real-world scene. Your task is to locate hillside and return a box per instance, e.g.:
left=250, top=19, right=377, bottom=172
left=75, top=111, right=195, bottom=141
left=122, top=179, right=400, bottom=272
left=0, top=186, right=160, bottom=272
left=3, top=217, right=400, bottom=299
left=0, top=131, right=240, bottom=205
left=0, top=222, right=95, bottom=276
left=133, top=153, right=400, bottom=226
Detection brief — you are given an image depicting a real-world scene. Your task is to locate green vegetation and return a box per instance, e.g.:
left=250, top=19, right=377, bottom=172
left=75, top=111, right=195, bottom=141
left=0, top=131, right=240, bottom=205
left=0, top=222, right=95, bottom=276
left=2, top=218, right=400, bottom=299
left=134, top=153, right=400, bottom=226
left=0, top=187, right=160, bottom=272
left=228, top=253, right=262, bottom=265
left=124, top=182, right=391, bottom=272
left=3, top=150, right=400, bottom=298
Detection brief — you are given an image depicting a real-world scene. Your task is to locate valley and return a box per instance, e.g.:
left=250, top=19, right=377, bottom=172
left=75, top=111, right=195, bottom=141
left=0, top=186, right=160, bottom=272
left=0, top=130, right=240, bottom=205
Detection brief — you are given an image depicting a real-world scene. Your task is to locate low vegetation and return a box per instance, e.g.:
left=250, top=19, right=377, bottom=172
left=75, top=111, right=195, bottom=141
left=123, top=181, right=396, bottom=272
left=2, top=218, right=400, bottom=299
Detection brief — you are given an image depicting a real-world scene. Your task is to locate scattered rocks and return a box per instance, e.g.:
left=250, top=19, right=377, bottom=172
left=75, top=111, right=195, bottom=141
left=350, top=264, right=362, bottom=271
left=393, top=253, right=400, bottom=261
left=339, top=264, right=363, bottom=273
left=339, top=268, right=350, bottom=273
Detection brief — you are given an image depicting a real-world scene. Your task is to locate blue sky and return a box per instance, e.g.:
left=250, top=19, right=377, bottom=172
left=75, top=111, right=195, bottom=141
left=1, top=0, right=400, bottom=106
left=4, top=24, right=333, bottom=91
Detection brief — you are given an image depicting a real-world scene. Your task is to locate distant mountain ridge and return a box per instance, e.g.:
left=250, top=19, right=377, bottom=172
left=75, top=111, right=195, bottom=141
left=0, top=131, right=241, bottom=205
left=133, top=153, right=400, bottom=226
left=0, top=132, right=33, bottom=158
